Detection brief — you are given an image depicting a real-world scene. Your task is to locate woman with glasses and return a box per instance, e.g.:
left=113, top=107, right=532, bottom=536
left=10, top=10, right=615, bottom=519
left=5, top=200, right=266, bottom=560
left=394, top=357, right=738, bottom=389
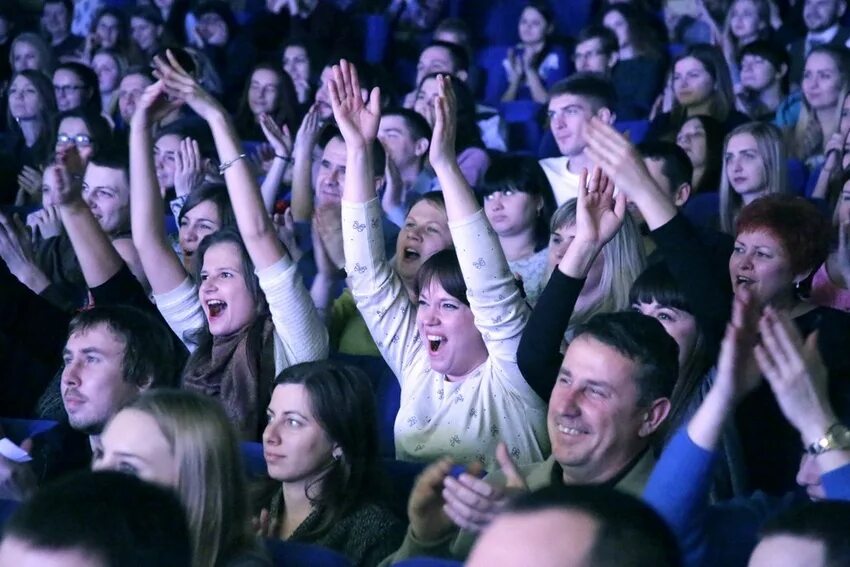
left=54, top=109, right=113, bottom=166
left=52, top=62, right=101, bottom=114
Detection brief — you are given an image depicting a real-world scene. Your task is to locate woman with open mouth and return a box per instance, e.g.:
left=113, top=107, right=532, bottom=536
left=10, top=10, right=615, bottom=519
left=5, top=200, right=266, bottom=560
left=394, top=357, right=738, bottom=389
left=129, top=51, right=328, bottom=441
left=333, top=60, right=549, bottom=467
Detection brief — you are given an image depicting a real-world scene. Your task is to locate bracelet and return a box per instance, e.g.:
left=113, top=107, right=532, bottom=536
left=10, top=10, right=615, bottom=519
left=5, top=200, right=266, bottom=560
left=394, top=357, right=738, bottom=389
left=274, top=154, right=294, bottom=163
left=218, top=153, right=247, bottom=175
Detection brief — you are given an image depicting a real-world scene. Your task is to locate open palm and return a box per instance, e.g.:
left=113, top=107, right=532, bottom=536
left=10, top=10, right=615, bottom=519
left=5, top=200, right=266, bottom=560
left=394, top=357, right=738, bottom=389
left=328, top=59, right=380, bottom=149
left=575, top=167, right=626, bottom=246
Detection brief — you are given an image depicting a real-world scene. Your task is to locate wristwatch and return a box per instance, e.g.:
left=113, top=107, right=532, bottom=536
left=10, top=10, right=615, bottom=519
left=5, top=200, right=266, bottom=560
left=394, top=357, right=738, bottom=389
left=806, top=423, right=850, bottom=455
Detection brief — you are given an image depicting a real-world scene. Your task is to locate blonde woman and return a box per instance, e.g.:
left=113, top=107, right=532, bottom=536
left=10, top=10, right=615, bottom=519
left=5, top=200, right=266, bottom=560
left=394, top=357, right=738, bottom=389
left=787, top=46, right=849, bottom=167
left=719, top=121, right=789, bottom=233
left=545, top=197, right=646, bottom=336
left=95, top=389, right=269, bottom=567
left=720, top=0, right=771, bottom=83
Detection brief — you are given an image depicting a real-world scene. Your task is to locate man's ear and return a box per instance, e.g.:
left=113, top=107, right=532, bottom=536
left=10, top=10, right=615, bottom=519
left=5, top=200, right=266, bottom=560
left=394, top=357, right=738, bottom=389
left=638, top=398, right=671, bottom=438
left=414, top=137, right=430, bottom=158
left=673, top=182, right=692, bottom=207
left=456, top=69, right=468, bottom=83
left=595, top=107, right=616, bottom=125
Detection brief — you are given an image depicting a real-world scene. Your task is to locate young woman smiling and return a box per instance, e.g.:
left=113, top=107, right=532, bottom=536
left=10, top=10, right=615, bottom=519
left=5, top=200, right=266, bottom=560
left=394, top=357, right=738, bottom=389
left=129, top=52, right=328, bottom=440
left=333, top=60, right=548, bottom=467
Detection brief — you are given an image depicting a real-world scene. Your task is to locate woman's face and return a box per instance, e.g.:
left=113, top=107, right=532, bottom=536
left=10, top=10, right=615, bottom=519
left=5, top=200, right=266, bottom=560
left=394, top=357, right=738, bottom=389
left=7, top=75, right=43, bottom=121
left=484, top=189, right=540, bottom=239
left=417, top=277, right=487, bottom=377
left=179, top=199, right=222, bottom=259
left=282, top=45, right=310, bottom=84
left=838, top=94, right=850, bottom=134
left=547, top=222, right=605, bottom=285
left=56, top=117, right=95, bottom=163
left=92, top=52, right=121, bottom=94
left=633, top=301, right=698, bottom=370
left=729, top=0, right=763, bottom=41
left=12, top=41, right=41, bottom=72
left=263, top=383, right=337, bottom=484
left=724, top=132, right=767, bottom=198
left=676, top=118, right=708, bottom=169
left=95, top=14, right=121, bottom=49
left=395, top=200, right=452, bottom=283
left=413, top=77, right=440, bottom=128
left=518, top=6, right=549, bottom=45
left=672, top=57, right=715, bottom=109
left=248, top=68, right=281, bottom=117
left=837, top=183, right=850, bottom=225
left=93, top=408, right=178, bottom=487
left=802, top=52, right=843, bottom=111
left=739, top=54, right=778, bottom=92
left=131, top=16, right=160, bottom=53
left=199, top=241, right=257, bottom=336
left=603, top=10, right=630, bottom=49
left=153, top=133, right=181, bottom=191
left=53, top=68, right=87, bottom=112
left=41, top=164, right=61, bottom=207
left=729, top=229, right=798, bottom=305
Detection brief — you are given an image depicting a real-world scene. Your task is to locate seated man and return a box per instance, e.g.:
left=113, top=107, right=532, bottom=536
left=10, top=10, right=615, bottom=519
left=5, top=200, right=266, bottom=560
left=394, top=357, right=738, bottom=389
left=467, top=485, right=682, bottom=567
left=385, top=311, right=678, bottom=561
left=787, top=0, right=850, bottom=88
left=737, top=41, right=790, bottom=122
left=540, top=73, right=617, bottom=205
left=0, top=471, right=192, bottom=566
left=41, top=0, right=82, bottom=61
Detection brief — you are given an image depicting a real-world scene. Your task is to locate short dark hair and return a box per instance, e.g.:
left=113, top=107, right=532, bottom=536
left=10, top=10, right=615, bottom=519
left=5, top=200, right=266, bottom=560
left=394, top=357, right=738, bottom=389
left=67, top=305, right=182, bottom=389
left=434, top=17, right=472, bottom=48
left=43, top=0, right=73, bottom=14
left=508, top=484, right=682, bottom=567
left=55, top=62, right=102, bottom=114
left=576, top=24, right=619, bottom=57
left=88, top=145, right=130, bottom=177
left=194, top=0, right=238, bottom=37
left=383, top=107, right=433, bottom=142
left=738, top=39, right=789, bottom=71
left=3, top=471, right=192, bottom=567
left=573, top=312, right=678, bottom=406
left=549, top=73, right=617, bottom=113
left=415, top=249, right=469, bottom=306
left=131, top=5, right=164, bottom=26
left=178, top=183, right=236, bottom=228
left=423, top=40, right=470, bottom=72
left=760, top=501, right=850, bottom=567
left=324, top=127, right=387, bottom=179
left=637, top=141, right=693, bottom=196
left=480, top=154, right=557, bottom=250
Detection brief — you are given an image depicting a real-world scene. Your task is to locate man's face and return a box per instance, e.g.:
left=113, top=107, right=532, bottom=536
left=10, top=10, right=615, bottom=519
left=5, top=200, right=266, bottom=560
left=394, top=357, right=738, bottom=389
left=467, top=509, right=598, bottom=567
left=61, top=324, right=142, bottom=436
left=82, top=164, right=130, bottom=235
left=42, top=2, right=69, bottom=39
left=573, top=38, right=613, bottom=74
left=315, top=137, right=347, bottom=207
left=0, top=537, right=106, bottom=567
left=378, top=115, right=425, bottom=171
left=804, top=0, right=844, bottom=32
left=740, top=55, right=780, bottom=92
left=548, top=93, right=595, bottom=158
left=313, top=66, right=334, bottom=121
left=548, top=335, right=654, bottom=482
left=118, top=74, right=153, bottom=123
left=416, top=46, right=457, bottom=85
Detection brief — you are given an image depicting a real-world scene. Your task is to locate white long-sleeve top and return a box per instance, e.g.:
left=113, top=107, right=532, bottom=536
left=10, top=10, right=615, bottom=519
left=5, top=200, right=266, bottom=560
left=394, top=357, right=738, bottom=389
left=341, top=198, right=549, bottom=468
left=153, top=255, right=328, bottom=374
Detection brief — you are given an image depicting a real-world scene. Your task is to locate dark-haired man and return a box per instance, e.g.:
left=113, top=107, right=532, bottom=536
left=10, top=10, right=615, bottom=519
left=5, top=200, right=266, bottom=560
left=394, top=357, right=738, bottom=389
left=787, top=0, right=850, bottom=87
left=42, top=0, right=83, bottom=61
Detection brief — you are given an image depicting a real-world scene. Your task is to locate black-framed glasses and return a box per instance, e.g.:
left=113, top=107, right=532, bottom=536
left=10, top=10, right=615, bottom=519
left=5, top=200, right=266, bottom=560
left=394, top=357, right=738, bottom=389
left=53, top=84, right=85, bottom=95
left=56, top=134, right=93, bottom=147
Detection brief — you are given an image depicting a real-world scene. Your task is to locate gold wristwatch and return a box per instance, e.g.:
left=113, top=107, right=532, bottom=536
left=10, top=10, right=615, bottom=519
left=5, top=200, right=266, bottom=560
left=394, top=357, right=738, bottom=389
left=806, top=423, right=850, bottom=455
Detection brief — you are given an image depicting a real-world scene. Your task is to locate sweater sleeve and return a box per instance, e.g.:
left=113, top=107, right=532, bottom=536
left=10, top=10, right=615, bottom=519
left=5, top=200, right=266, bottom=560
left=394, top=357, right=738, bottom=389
left=256, top=255, right=329, bottom=370
left=153, top=277, right=205, bottom=351
left=517, top=270, right=585, bottom=400
left=341, top=198, right=424, bottom=386
left=89, top=264, right=152, bottom=311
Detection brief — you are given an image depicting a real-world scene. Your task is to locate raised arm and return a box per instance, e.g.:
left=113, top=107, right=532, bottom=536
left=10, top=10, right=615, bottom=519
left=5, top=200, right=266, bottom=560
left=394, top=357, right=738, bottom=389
left=129, top=80, right=190, bottom=294
left=155, top=51, right=287, bottom=271
left=258, top=112, right=293, bottom=213
left=289, top=104, right=324, bottom=221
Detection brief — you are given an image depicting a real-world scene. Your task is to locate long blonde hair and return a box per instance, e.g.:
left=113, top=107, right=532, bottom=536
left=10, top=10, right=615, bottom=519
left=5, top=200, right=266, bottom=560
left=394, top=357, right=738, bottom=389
left=790, top=46, right=850, bottom=162
left=721, top=0, right=770, bottom=64
left=719, top=121, right=789, bottom=234
left=128, top=390, right=257, bottom=567
left=551, top=200, right=647, bottom=336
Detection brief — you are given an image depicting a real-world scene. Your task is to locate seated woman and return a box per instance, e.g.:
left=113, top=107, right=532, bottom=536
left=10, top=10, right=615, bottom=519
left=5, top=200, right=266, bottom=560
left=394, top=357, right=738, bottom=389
left=259, top=360, right=405, bottom=567
left=648, top=44, right=750, bottom=142
left=129, top=6, right=166, bottom=65
left=719, top=0, right=774, bottom=85
left=718, top=121, right=790, bottom=233
left=499, top=1, right=568, bottom=104
left=585, top=117, right=850, bottom=495
left=782, top=46, right=849, bottom=169
left=413, top=73, right=490, bottom=188
left=174, top=184, right=236, bottom=269
left=95, top=389, right=269, bottom=566
left=130, top=52, right=328, bottom=440
left=234, top=63, right=300, bottom=143
left=54, top=109, right=113, bottom=165
left=480, top=155, right=557, bottom=305
left=810, top=179, right=850, bottom=313
left=736, top=40, right=789, bottom=121
left=85, top=7, right=132, bottom=60
left=91, top=49, right=127, bottom=113
left=675, top=115, right=724, bottom=194
left=52, top=62, right=102, bottom=114
left=334, top=61, right=548, bottom=466
left=8, top=32, right=54, bottom=77
left=281, top=39, right=316, bottom=110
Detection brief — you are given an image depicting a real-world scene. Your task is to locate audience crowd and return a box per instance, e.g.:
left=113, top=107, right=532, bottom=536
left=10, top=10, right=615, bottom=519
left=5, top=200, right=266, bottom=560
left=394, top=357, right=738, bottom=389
left=0, top=0, right=850, bottom=565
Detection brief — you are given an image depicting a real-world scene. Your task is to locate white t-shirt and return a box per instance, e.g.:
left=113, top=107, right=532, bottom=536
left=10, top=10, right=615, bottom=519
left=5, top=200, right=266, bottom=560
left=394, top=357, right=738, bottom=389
left=539, top=157, right=581, bottom=205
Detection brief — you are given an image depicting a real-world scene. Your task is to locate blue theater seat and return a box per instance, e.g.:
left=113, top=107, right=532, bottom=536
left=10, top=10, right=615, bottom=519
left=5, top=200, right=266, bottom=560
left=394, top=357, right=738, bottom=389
left=265, top=539, right=351, bottom=567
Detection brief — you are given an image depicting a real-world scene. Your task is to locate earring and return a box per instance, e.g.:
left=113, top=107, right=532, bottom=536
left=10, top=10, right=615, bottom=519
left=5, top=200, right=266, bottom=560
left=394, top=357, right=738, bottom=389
left=332, top=450, right=342, bottom=461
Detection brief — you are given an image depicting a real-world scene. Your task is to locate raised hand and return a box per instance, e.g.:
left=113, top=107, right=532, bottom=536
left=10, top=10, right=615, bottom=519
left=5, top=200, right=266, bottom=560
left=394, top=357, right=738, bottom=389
left=754, top=309, right=834, bottom=444
left=428, top=75, right=458, bottom=171
left=153, top=50, right=223, bottom=121
left=26, top=205, right=61, bottom=241
left=293, top=104, right=323, bottom=155
left=273, top=208, right=302, bottom=262
left=17, top=166, right=42, bottom=201
left=173, top=137, right=206, bottom=197
left=328, top=59, right=381, bottom=150
left=51, top=149, right=86, bottom=207
left=260, top=113, right=293, bottom=159
left=408, top=458, right=456, bottom=542
left=131, top=80, right=182, bottom=127
left=713, top=290, right=762, bottom=404
left=502, top=49, right=523, bottom=85
left=313, top=205, right=346, bottom=270
left=574, top=166, right=627, bottom=248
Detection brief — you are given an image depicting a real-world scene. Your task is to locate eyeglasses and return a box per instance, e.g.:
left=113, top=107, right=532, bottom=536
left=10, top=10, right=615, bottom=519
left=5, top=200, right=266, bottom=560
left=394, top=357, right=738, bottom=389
left=53, top=84, right=85, bottom=95
left=56, top=134, right=93, bottom=147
